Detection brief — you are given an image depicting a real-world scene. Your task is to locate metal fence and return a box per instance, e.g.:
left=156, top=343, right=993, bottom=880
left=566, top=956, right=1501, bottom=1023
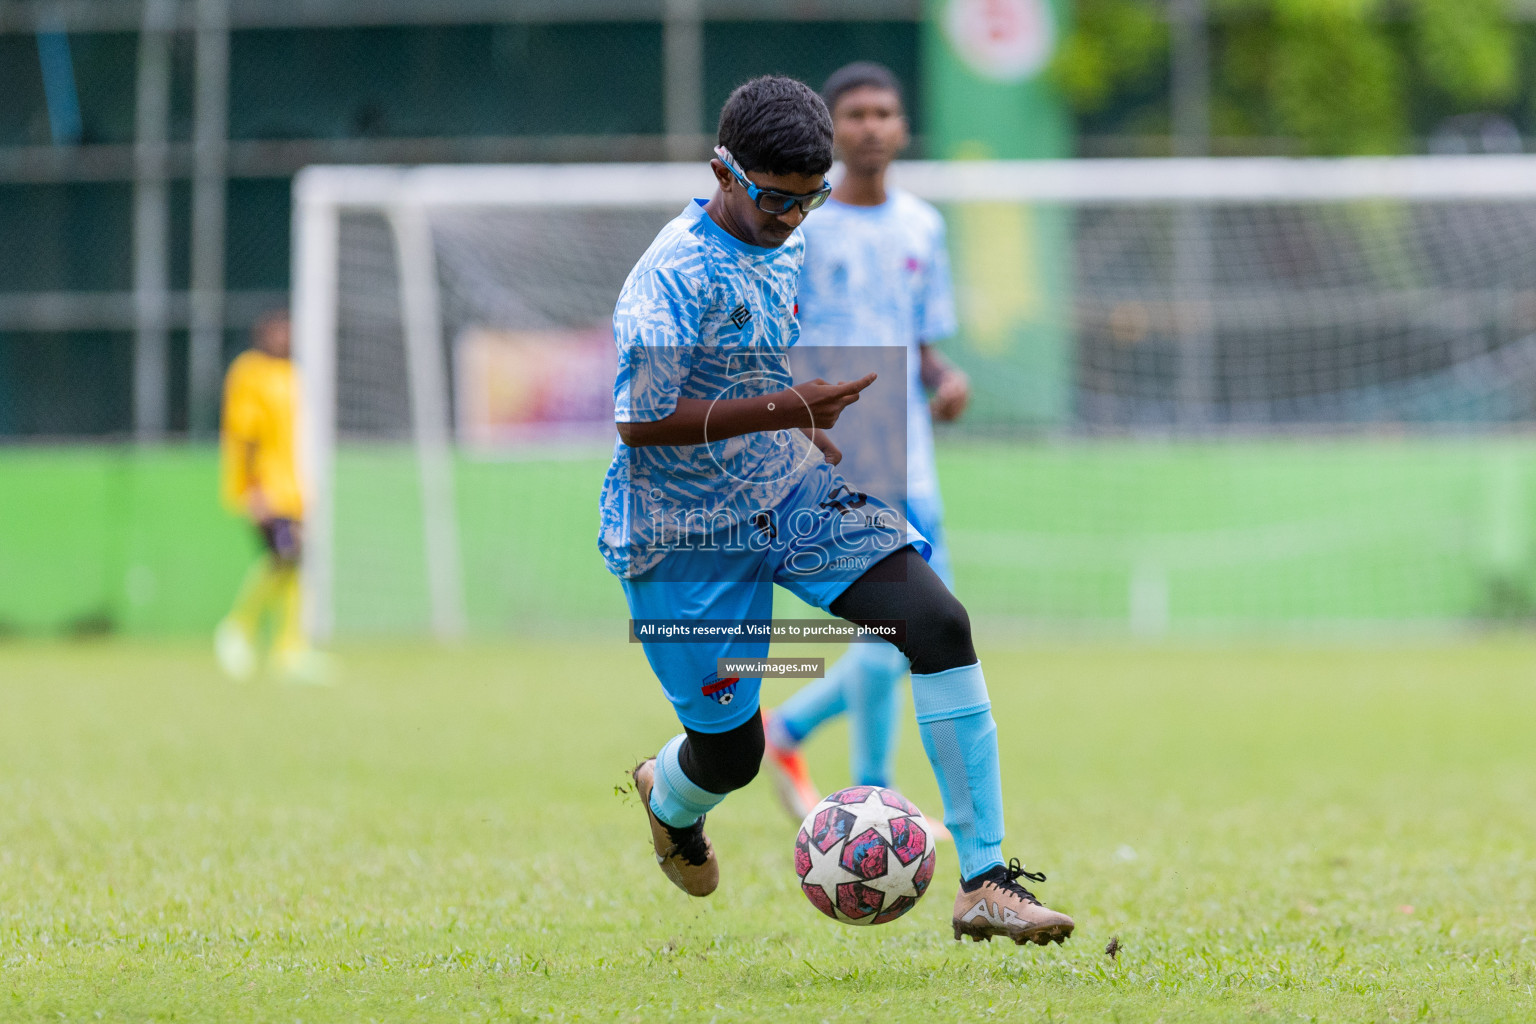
left=0, top=0, right=920, bottom=438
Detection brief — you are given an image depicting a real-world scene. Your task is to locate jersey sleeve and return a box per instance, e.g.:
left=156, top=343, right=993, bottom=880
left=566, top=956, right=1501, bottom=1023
left=612, top=266, right=705, bottom=423
left=918, top=218, right=960, bottom=345
left=219, top=359, right=260, bottom=508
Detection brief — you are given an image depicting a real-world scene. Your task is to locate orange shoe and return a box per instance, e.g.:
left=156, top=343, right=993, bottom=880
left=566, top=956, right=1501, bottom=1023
left=761, top=711, right=821, bottom=821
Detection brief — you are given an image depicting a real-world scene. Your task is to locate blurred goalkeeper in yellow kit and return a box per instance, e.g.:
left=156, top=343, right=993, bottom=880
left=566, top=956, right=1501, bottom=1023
left=215, top=310, right=324, bottom=682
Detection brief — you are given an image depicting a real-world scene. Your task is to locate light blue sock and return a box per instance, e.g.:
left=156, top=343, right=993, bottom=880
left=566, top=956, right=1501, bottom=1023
left=649, top=734, right=726, bottom=829
left=912, top=662, right=1005, bottom=880
left=846, top=642, right=909, bottom=787
left=774, top=661, right=851, bottom=746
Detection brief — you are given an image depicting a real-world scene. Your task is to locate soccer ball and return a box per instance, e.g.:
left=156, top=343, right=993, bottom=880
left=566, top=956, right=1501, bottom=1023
left=793, top=785, right=937, bottom=925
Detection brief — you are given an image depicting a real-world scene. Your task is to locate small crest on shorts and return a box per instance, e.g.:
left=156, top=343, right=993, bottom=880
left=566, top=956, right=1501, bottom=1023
left=700, top=672, right=740, bottom=706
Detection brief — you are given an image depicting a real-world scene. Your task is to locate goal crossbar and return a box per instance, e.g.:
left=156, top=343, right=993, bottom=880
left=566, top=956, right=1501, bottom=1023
left=295, top=155, right=1536, bottom=210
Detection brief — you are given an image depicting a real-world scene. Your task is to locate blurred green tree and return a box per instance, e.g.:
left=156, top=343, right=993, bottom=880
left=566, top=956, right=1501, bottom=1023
left=1051, top=0, right=1519, bottom=154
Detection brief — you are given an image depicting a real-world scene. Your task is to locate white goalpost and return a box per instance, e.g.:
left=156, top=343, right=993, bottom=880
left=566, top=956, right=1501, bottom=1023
left=293, top=162, right=720, bottom=641
left=293, top=155, right=1536, bottom=641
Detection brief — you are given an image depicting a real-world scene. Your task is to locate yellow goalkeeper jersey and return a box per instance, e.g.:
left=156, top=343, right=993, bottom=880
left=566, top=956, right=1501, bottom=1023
left=220, top=349, right=303, bottom=519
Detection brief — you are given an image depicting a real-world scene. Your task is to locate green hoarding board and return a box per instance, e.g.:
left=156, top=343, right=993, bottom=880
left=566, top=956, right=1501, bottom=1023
left=923, top=0, right=1074, bottom=427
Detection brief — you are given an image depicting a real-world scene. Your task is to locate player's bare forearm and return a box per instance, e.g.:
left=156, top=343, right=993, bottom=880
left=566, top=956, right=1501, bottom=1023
left=617, top=396, right=796, bottom=447
left=920, top=344, right=970, bottom=422
left=919, top=343, right=956, bottom=390
left=246, top=487, right=272, bottom=522
left=617, top=375, right=876, bottom=447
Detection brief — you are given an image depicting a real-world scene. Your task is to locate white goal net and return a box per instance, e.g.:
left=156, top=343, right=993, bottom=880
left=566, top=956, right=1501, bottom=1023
left=294, top=156, right=1536, bottom=640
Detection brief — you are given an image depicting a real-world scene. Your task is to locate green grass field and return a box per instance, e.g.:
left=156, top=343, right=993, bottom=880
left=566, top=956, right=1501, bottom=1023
left=2, top=638, right=1536, bottom=1021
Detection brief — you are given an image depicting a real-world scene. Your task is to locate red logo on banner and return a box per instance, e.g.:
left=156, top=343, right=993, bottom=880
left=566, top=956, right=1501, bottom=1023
left=944, top=0, right=1055, bottom=82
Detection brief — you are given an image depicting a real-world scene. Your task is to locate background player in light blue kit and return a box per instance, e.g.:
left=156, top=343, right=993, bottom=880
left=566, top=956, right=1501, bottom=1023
left=763, top=64, right=973, bottom=834
left=606, top=74, right=1073, bottom=945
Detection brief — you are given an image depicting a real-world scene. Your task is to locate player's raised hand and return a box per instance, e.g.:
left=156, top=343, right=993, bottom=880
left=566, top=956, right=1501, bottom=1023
left=806, top=427, right=843, bottom=466
left=790, top=374, right=877, bottom=429
left=930, top=367, right=971, bottom=422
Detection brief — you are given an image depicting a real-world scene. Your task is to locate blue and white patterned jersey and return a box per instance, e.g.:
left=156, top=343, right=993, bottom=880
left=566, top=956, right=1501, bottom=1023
left=599, top=199, right=815, bottom=579
left=794, top=189, right=958, bottom=506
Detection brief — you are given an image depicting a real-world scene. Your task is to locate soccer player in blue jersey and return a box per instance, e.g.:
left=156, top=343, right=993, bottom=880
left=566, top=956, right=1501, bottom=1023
left=604, top=75, right=1073, bottom=944
left=762, top=63, right=972, bottom=835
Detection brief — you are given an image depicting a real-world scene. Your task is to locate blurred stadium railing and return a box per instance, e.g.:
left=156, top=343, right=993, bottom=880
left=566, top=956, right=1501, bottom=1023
left=0, top=0, right=923, bottom=438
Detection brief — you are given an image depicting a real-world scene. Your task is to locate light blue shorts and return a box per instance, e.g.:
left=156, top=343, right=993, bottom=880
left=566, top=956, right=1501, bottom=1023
left=905, top=492, right=952, bottom=589
left=621, top=461, right=930, bottom=733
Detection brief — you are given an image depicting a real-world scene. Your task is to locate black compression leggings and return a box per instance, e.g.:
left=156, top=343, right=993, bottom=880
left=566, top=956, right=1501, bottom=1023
left=680, top=716, right=765, bottom=795
left=829, top=545, right=976, bottom=675
left=677, top=545, right=976, bottom=795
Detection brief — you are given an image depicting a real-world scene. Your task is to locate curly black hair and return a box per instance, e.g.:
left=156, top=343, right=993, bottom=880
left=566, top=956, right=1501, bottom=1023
left=717, top=75, right=834, bottom=177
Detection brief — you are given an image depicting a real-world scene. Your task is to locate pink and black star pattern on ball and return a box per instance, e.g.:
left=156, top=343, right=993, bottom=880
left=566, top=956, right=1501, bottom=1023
left=793, top=785, right=939, bottom=927
left=888, top=815, right=929, bottom=870
left=836, top=881, right=885, bottom=920
left=809, top=805, right=858, bottom=852
left=839, top=827, right=890, bottom=878
left=912, top=848, right=935, bottom=893
left=802, top=881, right=835, bottom=918
left=873, top=895, right=917, bottom=924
